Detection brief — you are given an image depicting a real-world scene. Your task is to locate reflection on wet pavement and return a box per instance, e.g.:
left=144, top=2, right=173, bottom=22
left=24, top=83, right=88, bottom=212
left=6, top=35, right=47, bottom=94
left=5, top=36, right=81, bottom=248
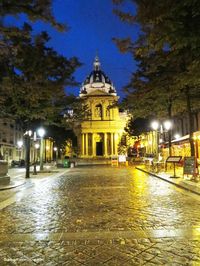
left=0, top=166, right=200, bottom=265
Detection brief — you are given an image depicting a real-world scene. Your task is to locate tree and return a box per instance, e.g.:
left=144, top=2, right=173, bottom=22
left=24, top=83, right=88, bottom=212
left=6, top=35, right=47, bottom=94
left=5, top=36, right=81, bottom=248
left=113, top=0, right=200, bottom=156
left=46, top=125, right=77, bottom=155
left=0, top=0, right=65, bottom=66
left=1, top=29, right=80, bottom=125
left=0, top=1, right=81, bottom=129
left=125, top=117, right=150, bottom=137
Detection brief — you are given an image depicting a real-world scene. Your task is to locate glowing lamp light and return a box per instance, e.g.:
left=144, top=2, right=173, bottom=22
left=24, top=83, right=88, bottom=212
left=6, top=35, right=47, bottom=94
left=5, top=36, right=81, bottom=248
left=37, top=127, right=45, bottom=171
left=174, top=133, right=180, bottom=140
left=24, top=130, right=32, bottom=137
left=17, top=140, right=23, bottom=148
left=35, top=143, right=40, bottom=149
left=163, top=120, right=172, bottom=131
left=37, top=128, right=45, bottom=138
left=151, top=121, right=159, bottom=130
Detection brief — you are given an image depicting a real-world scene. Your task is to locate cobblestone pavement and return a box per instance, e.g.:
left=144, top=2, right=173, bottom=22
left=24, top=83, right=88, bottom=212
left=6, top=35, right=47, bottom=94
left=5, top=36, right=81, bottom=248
left=0, top=166, right=200, bottom=265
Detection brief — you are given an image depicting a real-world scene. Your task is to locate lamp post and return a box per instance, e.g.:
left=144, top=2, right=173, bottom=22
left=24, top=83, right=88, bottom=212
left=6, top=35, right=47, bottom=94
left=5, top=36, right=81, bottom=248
left=53, top=147, right=58, bottom=161
left=151, top=120, right=172, bottom=160
left=33, top=142, right=40, bottom=175
left=17, top=140, right=23, bottom=160
left=37, top=128, right=45, bottom=171
left=163, top=120, right=172, bottom=156
left=151, top=121, right=159, bottom=160
left=24, top=130, right=32, bottom=178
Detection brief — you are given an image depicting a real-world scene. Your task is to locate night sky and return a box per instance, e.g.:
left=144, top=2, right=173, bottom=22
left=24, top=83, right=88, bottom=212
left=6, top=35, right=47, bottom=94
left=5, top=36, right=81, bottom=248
left=5, top=0, right=139, bottom=99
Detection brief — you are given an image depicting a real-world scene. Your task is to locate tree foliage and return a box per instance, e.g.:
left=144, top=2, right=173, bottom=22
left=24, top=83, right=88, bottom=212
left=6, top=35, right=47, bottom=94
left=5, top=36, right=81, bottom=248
left=0, top=0, right=81, bottom=129
left=0, top=0, right=65, bottom=30
left=113, top=0, right=200, bottom=155
left=125, top=117, right=150, bottom=137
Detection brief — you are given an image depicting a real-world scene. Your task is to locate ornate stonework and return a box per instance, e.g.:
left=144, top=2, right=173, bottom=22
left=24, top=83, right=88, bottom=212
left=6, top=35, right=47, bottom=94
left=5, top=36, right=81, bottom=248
left=74, top=57, right=128, bottom=158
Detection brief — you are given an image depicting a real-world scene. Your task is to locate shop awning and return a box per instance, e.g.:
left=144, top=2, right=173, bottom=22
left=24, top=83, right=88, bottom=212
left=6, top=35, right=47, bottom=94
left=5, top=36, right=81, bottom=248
left=171, top=134, right=189, bottom=144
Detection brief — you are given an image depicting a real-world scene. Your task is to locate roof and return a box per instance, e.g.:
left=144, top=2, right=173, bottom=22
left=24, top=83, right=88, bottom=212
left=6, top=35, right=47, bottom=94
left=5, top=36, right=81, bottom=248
left=80, top=56, right=117, bottom=97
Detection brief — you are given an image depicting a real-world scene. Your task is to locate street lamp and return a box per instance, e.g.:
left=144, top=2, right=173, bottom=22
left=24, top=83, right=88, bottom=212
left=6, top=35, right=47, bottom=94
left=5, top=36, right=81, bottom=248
left=151, top=120, right=173, bottom=159
left=53, top=147, right=58, bottom=161
left=37, top=128, right=45, bottom=171
left=33, top=142, right=40, bottom=175
left=24, top=130, right=32, bottom=178
left=151, top=120, right=172, bottom=158
left=17, top=140, right=23, bottom=160
left=151, top=120, right=159, bottom=160
left=163, top=120, right=172, bottom=131
left=163, top=120, right=172, bottom=156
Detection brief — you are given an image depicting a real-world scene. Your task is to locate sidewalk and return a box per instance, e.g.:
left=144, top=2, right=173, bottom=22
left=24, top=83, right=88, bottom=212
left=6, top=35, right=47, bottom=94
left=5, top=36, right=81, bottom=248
left=0, top=165, right=69, bottom=191
left=136, top=165, right=200, bottom=196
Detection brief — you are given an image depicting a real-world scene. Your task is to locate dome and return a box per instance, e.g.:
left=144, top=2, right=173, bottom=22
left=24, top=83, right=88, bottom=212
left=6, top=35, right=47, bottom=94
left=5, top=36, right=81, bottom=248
left=80, top=56, right=117, bottom=96
left=83, top=70, right=112, bottom=86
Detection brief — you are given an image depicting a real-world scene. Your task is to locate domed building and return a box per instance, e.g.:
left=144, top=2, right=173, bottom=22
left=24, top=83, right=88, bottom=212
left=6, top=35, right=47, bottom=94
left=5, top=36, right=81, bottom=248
left=74, top=56, right=128, bottom=158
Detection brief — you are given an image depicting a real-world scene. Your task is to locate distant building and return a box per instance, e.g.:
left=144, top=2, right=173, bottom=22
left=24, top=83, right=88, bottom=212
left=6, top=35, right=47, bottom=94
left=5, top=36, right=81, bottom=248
left=139, top=111, right=200, bottom=160
left=0, top=118, right=24, bottom=163
left=170, top=111, right=200, bottom=159
left=73, top=57, right=128, bottom=158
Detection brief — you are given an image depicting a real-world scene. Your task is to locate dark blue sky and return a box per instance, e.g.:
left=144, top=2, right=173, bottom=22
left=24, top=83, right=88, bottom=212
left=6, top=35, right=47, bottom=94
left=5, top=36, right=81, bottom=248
left=6, top=0, right=139, bottom=99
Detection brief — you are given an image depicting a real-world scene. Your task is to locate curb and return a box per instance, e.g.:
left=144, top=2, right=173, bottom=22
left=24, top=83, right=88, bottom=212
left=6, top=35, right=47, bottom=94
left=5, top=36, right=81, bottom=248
left=136, top=167, right=200, bottom=196
left=0, top=180, right=26, bottom=191
left=0, top=168, right=69, bottom=191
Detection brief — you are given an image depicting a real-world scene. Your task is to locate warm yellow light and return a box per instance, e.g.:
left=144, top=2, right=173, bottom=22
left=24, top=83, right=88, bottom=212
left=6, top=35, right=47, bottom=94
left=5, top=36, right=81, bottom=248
left=17, top=140, right=23, bottom=148
left=163, top=120, right=172, bottom=131
left=35, top=143, right=40, bottom=149
left=174, top=133, right=180, bottom=139
left=37, top=128, right=45, bottom=138
left=151, top=121, right=159, bottom=130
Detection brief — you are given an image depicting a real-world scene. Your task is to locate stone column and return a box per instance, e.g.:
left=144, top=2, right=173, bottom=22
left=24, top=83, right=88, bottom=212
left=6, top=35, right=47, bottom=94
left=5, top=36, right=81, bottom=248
left=113, top=133, right=118, bottom=155
left=104, top=133, right=107, bottom=157
left=92, top=134, right=96, bottom=157
left=85, top=133, right=88, bottom=157
left=111, top=133, right=113, bottom=156
left=81, top=134, right=85, bottom=156
left=113, top=133, right=116, bottom=155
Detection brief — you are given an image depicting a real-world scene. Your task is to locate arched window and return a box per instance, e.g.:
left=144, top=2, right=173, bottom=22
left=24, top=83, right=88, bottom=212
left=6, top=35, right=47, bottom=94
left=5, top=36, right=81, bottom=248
left=95, top=104, right=102, bottom=119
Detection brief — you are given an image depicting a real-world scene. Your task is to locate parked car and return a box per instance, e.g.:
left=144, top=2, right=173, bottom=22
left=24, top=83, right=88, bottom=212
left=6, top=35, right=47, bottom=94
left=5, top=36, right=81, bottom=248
left=11, top=159, right=25, bottom=167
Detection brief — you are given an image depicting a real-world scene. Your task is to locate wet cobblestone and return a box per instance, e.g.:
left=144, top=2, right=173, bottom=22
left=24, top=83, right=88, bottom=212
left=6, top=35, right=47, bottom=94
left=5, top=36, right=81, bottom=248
left=0, top=166, right=200, bottom=264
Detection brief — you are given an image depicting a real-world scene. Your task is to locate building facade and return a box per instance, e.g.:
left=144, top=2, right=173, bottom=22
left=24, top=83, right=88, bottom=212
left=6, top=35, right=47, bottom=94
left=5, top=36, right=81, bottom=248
left=138, top=110, right=200, bottom=161
left=0, top=118, right=24, bottom=163
left=74, top=57, right=128, bottom=158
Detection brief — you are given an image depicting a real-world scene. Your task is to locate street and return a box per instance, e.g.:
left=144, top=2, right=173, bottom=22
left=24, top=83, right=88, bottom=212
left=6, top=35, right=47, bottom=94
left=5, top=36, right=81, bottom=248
left=0, top=165, right=200, bottom=265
